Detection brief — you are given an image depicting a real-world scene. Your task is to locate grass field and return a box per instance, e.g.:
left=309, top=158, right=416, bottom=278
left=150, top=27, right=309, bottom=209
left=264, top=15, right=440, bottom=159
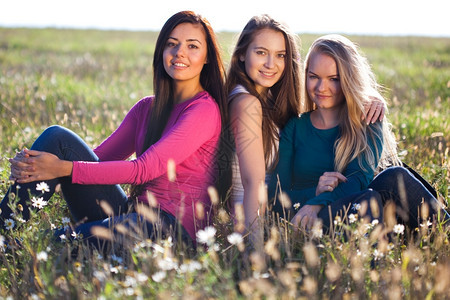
left=0, top=27, right=449, bottom=299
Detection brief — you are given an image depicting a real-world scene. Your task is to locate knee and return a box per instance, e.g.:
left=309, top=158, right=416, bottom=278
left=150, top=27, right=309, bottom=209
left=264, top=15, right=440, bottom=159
left=42, top=125, right=69, bottom=138
left=370, top=166, right=410, bottom=190
left=31, top=125, right=73, bottom=151
left=38, top=125, right=75, bottom=143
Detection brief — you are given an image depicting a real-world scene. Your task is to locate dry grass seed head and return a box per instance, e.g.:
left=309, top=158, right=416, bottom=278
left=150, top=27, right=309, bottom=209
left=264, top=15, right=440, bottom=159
left=303, top=242, right=319, bottom=268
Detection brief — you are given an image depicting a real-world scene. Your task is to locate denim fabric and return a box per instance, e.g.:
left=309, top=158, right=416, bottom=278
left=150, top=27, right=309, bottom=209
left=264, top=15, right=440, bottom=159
left=368, top=166, right=449, bottom=228
left=317, top=189, right=383, bottom=229
left=1, top=125, right=128, bottom=224
left=0, top=126, right=192, bottom=247
left=273, top=189, right=383, bottom=229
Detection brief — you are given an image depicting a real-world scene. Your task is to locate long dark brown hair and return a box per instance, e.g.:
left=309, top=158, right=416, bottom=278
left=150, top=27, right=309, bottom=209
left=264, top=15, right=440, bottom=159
left=142, top=11, right=226, bottom=152
left=226, top=14, right=302, bottom=171
left=131, top=11, right=227, bottom=198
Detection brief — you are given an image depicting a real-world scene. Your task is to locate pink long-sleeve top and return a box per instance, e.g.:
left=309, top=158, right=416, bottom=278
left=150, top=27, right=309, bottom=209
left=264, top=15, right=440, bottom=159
left=72, top=91, right=221, bottom=240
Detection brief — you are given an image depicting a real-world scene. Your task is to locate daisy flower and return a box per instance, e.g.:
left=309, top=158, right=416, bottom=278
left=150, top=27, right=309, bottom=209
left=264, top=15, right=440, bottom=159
left=31, top=196, right=48, bottom=209
left=348, top=214, right=358, bottom=224
left=196, top=226, right=216, bottom=246
left=36, top=182, right=50, bottom=193
left=393, top=224, right=405, bottom=235
left=152, top=271, right=166, bottom=283
left=227, top=232, right=243, bottom=245
left=36, top=251, right=48, bottom=262
left=4, top=218, right=15, bottom=230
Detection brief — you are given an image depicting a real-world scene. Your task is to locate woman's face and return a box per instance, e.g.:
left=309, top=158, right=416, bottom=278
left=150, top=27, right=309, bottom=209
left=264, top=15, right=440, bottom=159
left=240, top=28, right=286, bottom=94
left=306, top=52, right=345, bottom=110
left=163, top=22, right=208, bottom=87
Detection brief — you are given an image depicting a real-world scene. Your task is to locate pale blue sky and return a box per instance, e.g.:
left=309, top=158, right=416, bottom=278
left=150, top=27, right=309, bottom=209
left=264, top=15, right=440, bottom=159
left=1, top=0, right=449, bottom=37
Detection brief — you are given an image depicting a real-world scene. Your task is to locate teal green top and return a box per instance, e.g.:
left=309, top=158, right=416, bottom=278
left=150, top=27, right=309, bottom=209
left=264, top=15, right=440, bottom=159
left=269, top=111, right=383, bottom=208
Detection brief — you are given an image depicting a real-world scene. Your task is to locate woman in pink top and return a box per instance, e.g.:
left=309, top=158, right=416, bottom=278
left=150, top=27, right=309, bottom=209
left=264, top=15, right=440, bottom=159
left=1, top=11, right=226, bottom=248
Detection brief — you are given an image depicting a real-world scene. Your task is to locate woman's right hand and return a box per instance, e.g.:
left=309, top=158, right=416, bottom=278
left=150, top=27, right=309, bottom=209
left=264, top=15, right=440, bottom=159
left=315, top=171, right=347, bottom=195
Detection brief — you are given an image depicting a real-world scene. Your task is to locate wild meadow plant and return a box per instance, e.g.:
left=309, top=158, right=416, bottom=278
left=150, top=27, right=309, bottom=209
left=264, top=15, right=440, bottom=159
left=0, top=28, right=449, bottom=298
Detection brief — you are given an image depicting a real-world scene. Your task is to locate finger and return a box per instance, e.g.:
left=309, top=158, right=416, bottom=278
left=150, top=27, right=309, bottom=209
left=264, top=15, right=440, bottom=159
left=363, top=103, right=375, bottom=124
left=307, top=217, right=316, bottom=230
left=16, top=175, right=36, bottom=184
left=370, top=104, right=383, bottom=124
left=10, top=158, right=30, bottom=168
left=23, top=149, right=42, bottom=157
left=300, top=215, right=309, bottom=229
left=328, top=172, right=347, bottom=182
left=378, top=104, right=385, bottom=121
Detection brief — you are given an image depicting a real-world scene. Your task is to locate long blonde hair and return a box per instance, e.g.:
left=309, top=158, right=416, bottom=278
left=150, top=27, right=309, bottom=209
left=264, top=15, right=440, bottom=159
left=304, top=34, right=400, bottom=173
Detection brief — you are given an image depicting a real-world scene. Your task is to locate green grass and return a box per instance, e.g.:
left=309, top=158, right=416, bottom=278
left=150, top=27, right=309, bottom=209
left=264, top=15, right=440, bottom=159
left=0, top=28, right=449, bottom=299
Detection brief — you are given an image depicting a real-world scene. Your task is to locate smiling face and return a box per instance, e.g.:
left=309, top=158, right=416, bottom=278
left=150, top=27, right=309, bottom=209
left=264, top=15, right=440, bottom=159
left=240, top=28, right=286, bottom=94
left=163, top=22, right=208, bottom=88
left=306, top=52, right=345, bottom=110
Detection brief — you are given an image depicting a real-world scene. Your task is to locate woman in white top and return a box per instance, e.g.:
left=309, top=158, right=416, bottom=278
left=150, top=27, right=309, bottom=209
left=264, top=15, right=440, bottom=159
left=224, top=15, right=384, bottom=246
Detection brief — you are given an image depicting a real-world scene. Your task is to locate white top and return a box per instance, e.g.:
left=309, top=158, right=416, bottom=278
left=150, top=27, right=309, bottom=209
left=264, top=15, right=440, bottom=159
left=228, top=85, right=277, bottom=204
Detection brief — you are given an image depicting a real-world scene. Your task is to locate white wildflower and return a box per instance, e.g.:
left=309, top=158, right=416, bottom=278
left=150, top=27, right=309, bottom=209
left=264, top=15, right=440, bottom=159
left=196, top=226, right=216, bottom=246
left=36, top=182, right=50, bottom=193
left=61, top=217, right=71, bottom=225
left=59, top=234, right=67, bottom=241
left=311, top=221, right=323, bottom=239
left=71, top=231, right=81, bottom=240
left=352, top=203, right=361, bottom=211
left=373, top=249, right=384, bottom=260
left=348, top=214, right=358, bottom=224
left=179, top=260, right=202, bottom=273
left=4, top=218, right=15, bottom=230
left=293, top=203, right=301, bottom=210
left=15, top=216, right=26, bottom=223
left=152, top=271, right=166, bottom=282
left=31, top=196, right=48, bottom=209
left=371, top=219, right=379, bottom=226
left=136, top=272, right=149, bottom=283
left=157, top=257, right=178, bottom=271
left=36, top=251, right=48, bottom=262
left=420, top=220, right=433, bottom=228
left=393, top=224, right=405, bottom=235
left=124, top=275, right=137, bottom=287
left=227, top=232, right=243, bottom=245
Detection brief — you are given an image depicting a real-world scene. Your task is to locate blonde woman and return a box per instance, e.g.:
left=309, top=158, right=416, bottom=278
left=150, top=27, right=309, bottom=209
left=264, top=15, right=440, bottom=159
left=270, top=34, right=448, bottom=230
left=226, top=17, right=385, bottom=243
left=270, top=34, right=397, bottom=229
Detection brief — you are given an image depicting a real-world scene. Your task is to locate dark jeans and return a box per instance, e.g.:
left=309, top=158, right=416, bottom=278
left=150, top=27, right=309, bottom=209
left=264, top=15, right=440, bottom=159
left=318, top=189, right=383, bottom=229
left=0, top=125, right=192, bottom=248
left=273, top=189, right=383, bottom=230
left=368, top=166, right=449, bottom=229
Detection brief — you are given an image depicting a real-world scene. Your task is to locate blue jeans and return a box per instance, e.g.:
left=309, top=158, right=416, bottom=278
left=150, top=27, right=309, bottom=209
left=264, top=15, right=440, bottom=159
left=272, top=189, right=383, bottom=230
left=317, top=189, right=383, bottom=229
left=368, top=166, right=449, bottom=229
left=1, top=126, right=192, bottom=248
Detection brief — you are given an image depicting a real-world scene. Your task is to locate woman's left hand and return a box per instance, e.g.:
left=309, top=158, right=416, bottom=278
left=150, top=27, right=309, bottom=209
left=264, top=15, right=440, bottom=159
left=291, top=204, right=323, bottom=230
left=363, top=96, right=386, bottom=124
left=9, top=149, right=73, bottom=183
